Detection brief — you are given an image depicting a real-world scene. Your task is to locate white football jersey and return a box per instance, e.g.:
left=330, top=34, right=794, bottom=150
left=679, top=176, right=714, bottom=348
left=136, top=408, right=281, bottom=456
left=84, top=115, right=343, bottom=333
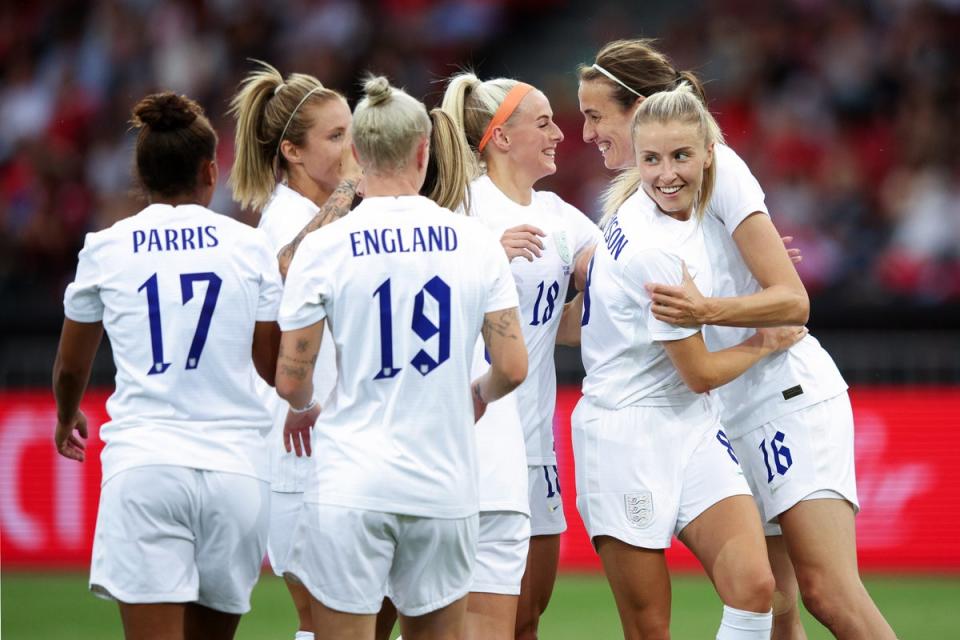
left=255, top=184, right=337, bottom=492
left=580, top=190, right=714, bottom=409
left=703, top=145, right=847, bottom=437
left=470, top=175, right=601, bottom=472
left=279, top=195, right=519, bottom=519
left=63, top=203, right=283, bottom=484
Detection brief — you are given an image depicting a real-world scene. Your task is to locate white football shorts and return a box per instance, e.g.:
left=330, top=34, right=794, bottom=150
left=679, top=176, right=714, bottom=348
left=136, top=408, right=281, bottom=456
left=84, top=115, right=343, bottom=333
left=89, top=465, right=269, bottom=614
left=472, top=511, right=530, bottom=595
left=731, top=392, right=860, bottom=536
left=284, top=504, right=477, bottom=617
left=572, top=395, right=752, bottom=549
left=266, top=490, right=305, bottom=576
left=528, top=464, right=567, bottom=536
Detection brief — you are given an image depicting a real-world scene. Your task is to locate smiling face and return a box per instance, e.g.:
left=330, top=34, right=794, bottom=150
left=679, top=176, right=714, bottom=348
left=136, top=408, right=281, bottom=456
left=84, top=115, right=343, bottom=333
left=578, top=79, right=642, bottom=170
left=500, top=89, right=564, bottom=183
left=634, top=119, right=713, bottom=219
left=285, top=97, right=353, bottom=195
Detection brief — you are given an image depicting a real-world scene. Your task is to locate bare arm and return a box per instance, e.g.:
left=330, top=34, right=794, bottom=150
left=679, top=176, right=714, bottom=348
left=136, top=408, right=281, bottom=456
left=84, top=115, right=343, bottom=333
left=52, top=319, right=104, bottom=461
left=277, top=177, right=359, bottom=280
left=662, top=325, right=808, bottom=394
left=473, top=307, right=528, bottom=412
left=275, top=321, right=323, bottom=457
left=555, top=292, right=583, bottom=347
left=252, top=321, right=281, bottom=387
left=648, top=213, right=809, bottom=328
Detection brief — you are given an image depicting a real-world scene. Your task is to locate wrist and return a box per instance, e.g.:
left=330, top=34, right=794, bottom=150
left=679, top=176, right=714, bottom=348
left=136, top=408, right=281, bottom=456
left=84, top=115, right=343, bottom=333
left=289, top=397, right=318, bottom=414
left=700, top=297, right=721, bottom=325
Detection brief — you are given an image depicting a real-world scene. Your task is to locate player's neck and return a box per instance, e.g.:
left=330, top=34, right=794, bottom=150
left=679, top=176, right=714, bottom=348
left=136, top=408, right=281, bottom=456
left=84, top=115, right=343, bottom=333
left=147, top=192, right=208, bottom=207
left=486, top=161, right=534, bottom=206
left=363, top=172, right=422, bottom=199
left=286, top=172, right=332, bottom=208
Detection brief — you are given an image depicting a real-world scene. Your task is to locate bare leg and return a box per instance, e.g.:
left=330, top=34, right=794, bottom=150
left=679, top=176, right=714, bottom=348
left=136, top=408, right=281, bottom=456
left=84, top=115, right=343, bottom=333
left=766, top=535, right=807, bottom=640
left=780, top=499, right=896, bottom=639
left=514, top=534, right=560, bottom=640
left=310, top=598, right=376, bottom=640
left=285, top=578, right=315, bottom=635
left=595, top=536, right=671, bottom=640
left=184, top=603, right=242, bottom=640
left=375, top=597, right=399, bottom=640
left=399, top=594, right=468, bottom=640
left=678, top=495, right=775, bottom=613
left=466, top=592, right=518, bottom=640
left=118, top=602, right=186, bottom=640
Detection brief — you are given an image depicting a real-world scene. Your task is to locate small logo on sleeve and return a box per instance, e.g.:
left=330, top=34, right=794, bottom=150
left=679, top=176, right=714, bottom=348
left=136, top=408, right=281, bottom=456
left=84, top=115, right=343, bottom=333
left=554, top=231, right=572, bottom=265
left=624, top=491, right=653, bottom=528
left=782, top=385, right=804, bottom=400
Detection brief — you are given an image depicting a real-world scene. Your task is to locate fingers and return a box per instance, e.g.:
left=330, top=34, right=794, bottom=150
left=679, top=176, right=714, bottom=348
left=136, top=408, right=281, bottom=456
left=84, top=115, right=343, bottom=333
left=57, top=436, right=85, bottom=462
left=781, top=235, right=794, bottom=245
left=501, top=228, right=545, bottom=260
left=506, top=224, right=545, bottom=237
left=681, top=260, right=693, bottom=280
left=76, top=413, right=89, bottom=439
left=284, top=429, right=293, bottom=454
left=302, top=427, right=312, bottom=457
left=788, top=248, right=802, bottom=263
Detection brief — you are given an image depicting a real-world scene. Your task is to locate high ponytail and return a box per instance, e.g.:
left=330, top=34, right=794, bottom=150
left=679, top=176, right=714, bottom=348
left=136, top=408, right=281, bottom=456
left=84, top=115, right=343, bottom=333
left=424, top=108, right=473, bottom=212
left=228, top=60, right=341, bottom=211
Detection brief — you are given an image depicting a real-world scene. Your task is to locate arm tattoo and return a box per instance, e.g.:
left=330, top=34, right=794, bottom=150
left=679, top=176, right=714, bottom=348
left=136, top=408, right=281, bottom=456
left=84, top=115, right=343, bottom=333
left=279, top=363, right=308, bottom=381
left=277, top=177, right=359, bottom=278
left=482, top=309, right=521, bottom=345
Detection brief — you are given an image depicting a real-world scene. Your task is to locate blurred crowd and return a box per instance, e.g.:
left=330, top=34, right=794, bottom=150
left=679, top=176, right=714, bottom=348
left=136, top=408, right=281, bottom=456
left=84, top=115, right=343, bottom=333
left=2, top=0, right=959, bottom=332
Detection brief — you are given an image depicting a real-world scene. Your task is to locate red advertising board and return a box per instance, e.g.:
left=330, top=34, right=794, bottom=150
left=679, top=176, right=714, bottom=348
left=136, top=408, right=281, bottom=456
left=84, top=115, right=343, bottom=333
left=2, top=386, right=959, bottom=572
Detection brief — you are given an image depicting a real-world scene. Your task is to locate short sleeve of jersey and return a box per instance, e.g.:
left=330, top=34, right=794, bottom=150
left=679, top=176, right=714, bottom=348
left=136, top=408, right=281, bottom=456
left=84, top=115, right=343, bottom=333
left=482, top=232, right=520, bottom=312
left=278, top=233, right=332, bottom=331
left=63, top=233, right=105, bottom=323
left=562, top=200, right=603, bottom=255
left=623, top=249, right=700, bottom=342
left=707, top=145, right=769, bottom=237
left=251, top=230, right=283, bottom=322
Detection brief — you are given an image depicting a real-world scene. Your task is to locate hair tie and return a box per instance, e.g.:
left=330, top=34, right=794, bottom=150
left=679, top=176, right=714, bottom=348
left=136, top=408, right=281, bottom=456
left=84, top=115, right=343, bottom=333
left=275, top=86, right=322, bottom=161
left=591, top=64, right=643, bottom=98
left=477, top=83, right=534, bottom=153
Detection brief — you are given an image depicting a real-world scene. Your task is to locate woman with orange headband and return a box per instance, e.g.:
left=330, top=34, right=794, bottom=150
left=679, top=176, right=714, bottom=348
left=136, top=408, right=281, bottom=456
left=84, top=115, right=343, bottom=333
left=436, top=72, right=601, bottom=640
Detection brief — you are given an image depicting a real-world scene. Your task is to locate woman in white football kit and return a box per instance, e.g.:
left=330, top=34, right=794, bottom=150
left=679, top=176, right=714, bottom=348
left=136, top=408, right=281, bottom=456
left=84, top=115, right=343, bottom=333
left=579, top=40, right=895, bottom=639
left=572, top=86, right=808, bottom=639
left=274, top=76, right=528, bottom=640
left=53, top=92, right=283, bottom=640
left=229, top=60, right=360, bottom=640
left=438, top=72, right=600, bottom=640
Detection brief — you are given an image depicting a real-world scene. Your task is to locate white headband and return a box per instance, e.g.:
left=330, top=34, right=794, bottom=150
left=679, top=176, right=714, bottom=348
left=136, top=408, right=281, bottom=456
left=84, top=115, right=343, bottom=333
left=591, top=64, right=643, bottom=98
left=276, top=86, right=323, bottom=161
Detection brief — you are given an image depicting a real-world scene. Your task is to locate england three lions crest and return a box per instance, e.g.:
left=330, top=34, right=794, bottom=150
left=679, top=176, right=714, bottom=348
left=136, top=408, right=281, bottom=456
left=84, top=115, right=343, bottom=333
left=624, top=491, right=653, bottom=528
left=554, top=231, right=572, bottom=276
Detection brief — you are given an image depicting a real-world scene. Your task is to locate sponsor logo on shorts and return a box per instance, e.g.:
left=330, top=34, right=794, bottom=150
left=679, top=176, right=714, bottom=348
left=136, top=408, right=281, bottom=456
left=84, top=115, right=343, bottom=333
left=624, top=491, right=653, bottom=528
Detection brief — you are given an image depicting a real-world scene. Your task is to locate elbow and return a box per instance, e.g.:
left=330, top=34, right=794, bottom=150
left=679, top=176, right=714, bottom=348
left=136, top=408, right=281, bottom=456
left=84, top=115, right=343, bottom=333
left=499, top=355, right=528, bottom=394
left=275, top=374, right=299, bottom=403
left=257, top=364, right=276, bottom=388
left=680, top=370, right=718, bottom=395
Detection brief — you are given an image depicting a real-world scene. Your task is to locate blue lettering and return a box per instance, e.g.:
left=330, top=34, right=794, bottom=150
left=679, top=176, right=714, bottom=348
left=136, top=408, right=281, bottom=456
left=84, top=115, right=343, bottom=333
left=350, top=231, right=363, bottom=257
left=396, top=227, right=410, bottom=253
left=133, top=230, right=146, bottom=253
left=148, top=229, right=162, bottom=252
left=604, top=217, right=629, bottom=261
left=363, top=230, right=380, bottom=255
left=182, top=227, right=196, bottom=250
left=197, top=226, right=205, bottom=248
left=428, top=226, right=443, bottom=251
left=164, top=229, right=180, bottom=251
left=412, top=227, right=426, bottom=252
left=381, top=228, right=397, bottom=253
left=444, top=226, right=458, bottom=251
left=204, top=225, right=219, bottom=248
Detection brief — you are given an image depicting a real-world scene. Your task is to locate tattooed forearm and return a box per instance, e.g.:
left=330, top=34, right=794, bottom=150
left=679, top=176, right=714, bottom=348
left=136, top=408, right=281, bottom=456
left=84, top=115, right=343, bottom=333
left=482, top=308, right=521, bottom=344
left=278, top=177, right=359, bottom=279
left=279, top=363, right=308, bottom=381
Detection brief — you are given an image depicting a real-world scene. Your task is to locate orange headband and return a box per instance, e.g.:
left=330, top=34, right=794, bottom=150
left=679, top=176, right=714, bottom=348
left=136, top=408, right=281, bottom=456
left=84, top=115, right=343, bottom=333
left=477, top=83, right=534, bottom=153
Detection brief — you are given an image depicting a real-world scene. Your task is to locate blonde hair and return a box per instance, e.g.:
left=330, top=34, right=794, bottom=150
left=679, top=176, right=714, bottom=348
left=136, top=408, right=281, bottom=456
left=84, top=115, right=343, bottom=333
left=601, top=83, right=724, bottom=224
left=228, top=60, right=341, bottom=211
left=440, top=71, right=527, bottom=163
left=424, top=108, right=473, bottom=212
left=352, top=75, right=432, bottom=176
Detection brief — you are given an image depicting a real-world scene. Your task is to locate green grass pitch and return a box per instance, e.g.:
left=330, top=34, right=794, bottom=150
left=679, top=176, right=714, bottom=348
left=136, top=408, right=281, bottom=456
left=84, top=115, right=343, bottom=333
left=2, top=571, right=957, bottom=638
